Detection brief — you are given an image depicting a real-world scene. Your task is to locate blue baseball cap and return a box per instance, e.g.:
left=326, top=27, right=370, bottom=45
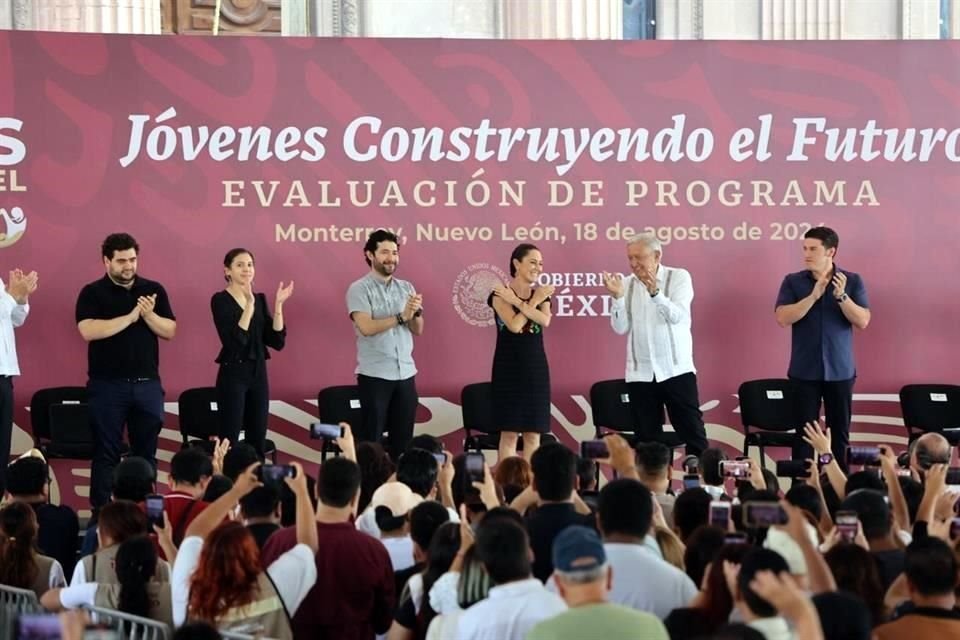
left=552, top=525, right=606, bottom=573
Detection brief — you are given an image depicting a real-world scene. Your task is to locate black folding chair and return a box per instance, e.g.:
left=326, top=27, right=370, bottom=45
left=738, top=379, right=805, bottom=463
left=461, top=382, right=557, bottom=453
left=29, top=386, right=119, bottom=460
left=317, top=385, right=364, bottom=460
left=899, top=384, right=960, bottom=446
left=178, top=387, right=277, bottom=462
left=588, top=379, right=686, bottom=454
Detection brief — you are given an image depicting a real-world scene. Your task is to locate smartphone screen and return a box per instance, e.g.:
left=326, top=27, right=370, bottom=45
left=309, top=422, right=343, bottom=440
left=836, top=511, right=858, bottom=542
left=579, top=440, right=609, bottom=460
left=720, top=460, right=750, bottom=479
left=846, top=446, right=881, bottom=466
left=464, top=452, right=485, bottom=483
left=258, top=464, right=295, bottom=483
left=15, top=613, right=63, bottom=640
left=683, top=474, right=701, bottom=490
left=145, top=494, right=164, bottom=529
left=709, top=500, right=730, bottom=528
left=946, top=467, right=960, bottom=486
left=742, top=501, right=788, bottom=527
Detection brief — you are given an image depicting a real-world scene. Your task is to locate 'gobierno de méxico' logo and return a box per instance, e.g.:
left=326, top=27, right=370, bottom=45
left=452, top=263, right=509, bottom=327
left=0, top=206, right=26, bottom=248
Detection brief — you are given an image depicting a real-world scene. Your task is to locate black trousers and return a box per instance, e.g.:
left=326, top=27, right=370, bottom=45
left=0, top=376, right=13, bottom=496
left=216, top=360, right=270, bottom=457
left=88, top=378, right=164, bottom=509
left=357, top=374, right=417, bottom=460
left=628, top=372, right=709, bottom=456
left=792, top=377, right=855, bottom=471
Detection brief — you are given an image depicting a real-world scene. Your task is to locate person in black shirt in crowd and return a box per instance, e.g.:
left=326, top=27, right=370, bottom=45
left=5, top=456, right=79, bottom=580
left=76, top=233, right=175, bottom=510
left=239, top=484, right=281, bottom=551
left=211, top=248, right=292, bottom=456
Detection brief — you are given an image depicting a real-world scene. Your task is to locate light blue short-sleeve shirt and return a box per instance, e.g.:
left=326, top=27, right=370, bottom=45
left=346, top=273, right=417, bottom=380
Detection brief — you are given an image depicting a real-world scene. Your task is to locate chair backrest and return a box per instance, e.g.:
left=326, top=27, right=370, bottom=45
left=317, top=385, right=363, bottom=427
left=738, top=379, right=805, bottom=432
left=461, top=382, right=496, bottom=434
left=589, top=379, right=659, bottom=434
left=84, top=605, right=171, bottom=640
left=899, top=384, right=960, bottom=432
left=29, top=386, right=87, bottom=441
left=48, top=403, right=93, bottom=444
left=177, top=387, right=221, bottom=440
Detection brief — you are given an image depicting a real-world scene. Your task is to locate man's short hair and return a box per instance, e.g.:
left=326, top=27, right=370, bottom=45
left=408, top=500, right=451, bottom=550
left=839, top=489, right=890, bottom=540
left=475, top=518, right=531, bottom=585
left=239, top=485, right=280, bottom=519
left=576, top=457, right=598, bottom=492
left=397, top=448, right=440, bottom=498
left=699, top=448, right=727, bottom=486
left=904, top=537, right=959, bottom=596
left=530, top=443, right=577, bottom=502
left=316, top=457, right=361, bottom=508
left=112, top=457, right=155, bottom=502
left=844, top=470, right=886, bottom=495
left=785, top=484, right=822, bottom=522
left=407, top=435, right=443, bottom=456
left=672, top=488, right=712, bottom=541
left=169, top=447, right=214, bottom=486
left=804, top=226, right=839, bottom=252
left=598, top=478, right=653, bottom=538
left=635, top=442, right=670, bottom=478
left=101, top=233, right=139, bottom=260
left=737, top=548, right=790, bottom=618
left=363, top=229, right=399, bottom=266
left=222, top=443, right=261, bottom=482
left=6, top=457, right=48, bottom=496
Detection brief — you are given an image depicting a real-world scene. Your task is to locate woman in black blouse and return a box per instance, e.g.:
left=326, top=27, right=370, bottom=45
left=211, top=248, right=293, bottom=455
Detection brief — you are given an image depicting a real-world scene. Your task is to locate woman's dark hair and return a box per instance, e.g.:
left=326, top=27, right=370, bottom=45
left=173, top=622, right=222, bottom=640
left=683, top=525, right=727, bottom=589
left=0, top=502, right=39, bottom=589
left=509, top=244, right=540, bottom=277
left=116, top=535, right=157, bottom=619
left=357, top=442, right=396, bottom=514
left=374, top=506, right=407, bottom=533
left=222, top=248, right=254, bottom=282
left=97, top=500, right=148, bottom=546
left=416, top=522, right=460, bottom=637
left=696, top=543, right=752, bottom=632
left=824, top=543, right=886, bottom=626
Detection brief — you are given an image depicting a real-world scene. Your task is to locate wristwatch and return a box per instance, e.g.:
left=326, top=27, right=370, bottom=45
left=395, top=313, right=406, bottom=326
left=836, top=292, right=849, bottom=303
left=818, top=453, right=834, bottom=466
left=649, top=288, right=660, bottom=298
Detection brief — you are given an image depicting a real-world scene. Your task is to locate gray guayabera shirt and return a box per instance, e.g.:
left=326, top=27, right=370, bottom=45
left=346, top=272, right=418, bottom=380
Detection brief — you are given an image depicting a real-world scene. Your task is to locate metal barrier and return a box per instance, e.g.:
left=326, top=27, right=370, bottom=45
left=84, top=604, right=172, bottom=640
left=0, top=584, right=43, bottom=639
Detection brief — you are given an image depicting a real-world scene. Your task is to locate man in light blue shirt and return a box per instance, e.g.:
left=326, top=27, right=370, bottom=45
left=346, top=230, right=423, bottom=458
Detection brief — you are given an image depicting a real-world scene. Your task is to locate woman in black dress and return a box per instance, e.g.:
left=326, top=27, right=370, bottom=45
left=211, top=248, right=293, bottom=456
left=488, top=244, right=554, bottom=462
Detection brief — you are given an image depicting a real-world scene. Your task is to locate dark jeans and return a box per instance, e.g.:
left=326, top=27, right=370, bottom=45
left=792, top=377, right=855, bottom=471
left=357, top=374, right=417, bottom=459
left=88, top=378, right=164, bottom=509
left=216, top=360, right=270, bottom=456
left=628, top=372, right=709, bottom=457
left=0, top=376, right=13, bottom=496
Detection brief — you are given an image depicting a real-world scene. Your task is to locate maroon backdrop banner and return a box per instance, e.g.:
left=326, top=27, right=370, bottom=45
left=2, top=32, right=956, bottom=510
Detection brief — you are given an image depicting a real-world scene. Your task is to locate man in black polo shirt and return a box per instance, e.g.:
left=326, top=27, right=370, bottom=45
left=775, top=226, right=870, bottom=469
left=76, top=233, right=176, bottom=509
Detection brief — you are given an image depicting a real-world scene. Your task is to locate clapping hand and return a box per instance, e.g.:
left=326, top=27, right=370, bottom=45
left=832, top=271, right=847, bottom=299
left=602, top=272, right=624, bottom=298
left=636, top=266, right=658, bottom=294
left=137, top=293, right=157, bottom=317
left=812, top=270, right=831, bottom=300
left=6, top=268, right=37, bottom=303
left=276, top=281, right=294, bottom=305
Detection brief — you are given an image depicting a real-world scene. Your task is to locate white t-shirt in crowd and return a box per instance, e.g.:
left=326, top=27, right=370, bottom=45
left=456, top=578, right=566, bottom=640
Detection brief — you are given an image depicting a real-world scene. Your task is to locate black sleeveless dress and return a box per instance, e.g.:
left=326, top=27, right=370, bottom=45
left=487, top=289, right=551, bottom=433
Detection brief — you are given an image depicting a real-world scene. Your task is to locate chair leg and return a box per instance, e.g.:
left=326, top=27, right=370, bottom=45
left=758, top=445, right=765, bottom=468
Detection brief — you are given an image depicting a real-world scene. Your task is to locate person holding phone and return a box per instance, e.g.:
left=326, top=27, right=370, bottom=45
left=775, top=227, right=870, bottom=469
left=602, top=233, right=709, bottom=457
left=211, top=248, right=293, bottom=457
left=488, top=244, right=554, bottom=462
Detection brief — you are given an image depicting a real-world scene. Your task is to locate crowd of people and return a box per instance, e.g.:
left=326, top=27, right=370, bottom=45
left=0, top=420, right=959, bottom=639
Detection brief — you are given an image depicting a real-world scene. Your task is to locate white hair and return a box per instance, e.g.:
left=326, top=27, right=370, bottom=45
left=554, top=563, right=608, bottom=585
left=626, top=232, right=662, bottom=256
